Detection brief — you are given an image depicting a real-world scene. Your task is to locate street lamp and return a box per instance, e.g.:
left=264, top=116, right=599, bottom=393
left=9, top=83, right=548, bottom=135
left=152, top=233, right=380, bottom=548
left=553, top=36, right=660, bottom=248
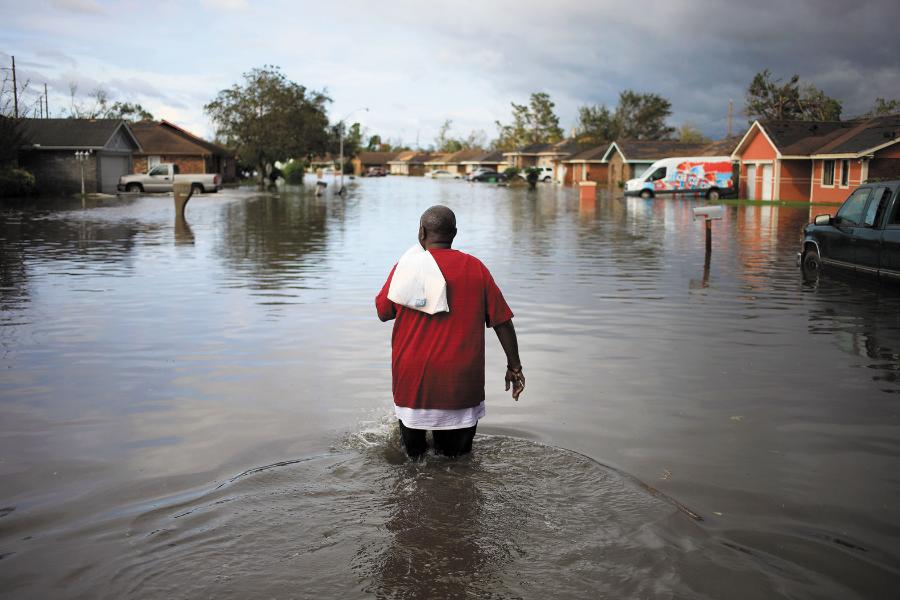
left=337, top=107, right=368, bottom=195
left=74, top=149, right=92, bottom=196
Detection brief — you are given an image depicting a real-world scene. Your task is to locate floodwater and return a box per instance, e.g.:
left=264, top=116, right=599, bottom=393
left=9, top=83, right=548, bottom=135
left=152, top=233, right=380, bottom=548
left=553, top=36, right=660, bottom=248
left=1, top=177, right=898, bottom=598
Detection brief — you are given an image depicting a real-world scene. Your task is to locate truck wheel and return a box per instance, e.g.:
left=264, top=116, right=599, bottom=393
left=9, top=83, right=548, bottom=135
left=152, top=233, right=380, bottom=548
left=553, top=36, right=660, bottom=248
left=706, top=188, right=721, bottom=201
left=801, top=247, right=822, bottom=282
left=640, top=190, right=653, bottom=199
left=126, top=183, right=142, bottom=193
left=191, top=183, right=204, bottom=194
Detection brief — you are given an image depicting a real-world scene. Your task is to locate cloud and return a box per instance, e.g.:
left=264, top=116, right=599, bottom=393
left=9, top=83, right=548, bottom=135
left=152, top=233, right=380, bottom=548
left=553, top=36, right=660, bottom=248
left=49, top=0, right=105, bottom=14
left=199, top=0, right=248, bottom=10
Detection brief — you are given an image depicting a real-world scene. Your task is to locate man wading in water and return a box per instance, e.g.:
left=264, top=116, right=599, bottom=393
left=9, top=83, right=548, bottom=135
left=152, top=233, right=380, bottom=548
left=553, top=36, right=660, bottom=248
left=376, top=205, right=524, bottom=459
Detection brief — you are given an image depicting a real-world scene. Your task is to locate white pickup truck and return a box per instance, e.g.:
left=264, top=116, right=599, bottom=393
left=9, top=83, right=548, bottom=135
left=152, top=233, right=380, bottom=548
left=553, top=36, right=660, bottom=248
left=118, top=163, right=221, bottom=194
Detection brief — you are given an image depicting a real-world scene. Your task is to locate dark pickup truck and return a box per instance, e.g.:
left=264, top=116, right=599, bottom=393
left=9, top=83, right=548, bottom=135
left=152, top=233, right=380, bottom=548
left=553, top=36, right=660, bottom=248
left=799, top=180, right=900, bottom=281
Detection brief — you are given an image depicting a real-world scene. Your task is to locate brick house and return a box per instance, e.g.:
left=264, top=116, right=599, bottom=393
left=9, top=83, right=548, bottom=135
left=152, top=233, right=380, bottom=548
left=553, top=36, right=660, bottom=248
left=17, top=118, right=141, bottom=194
left=352, top=151, right=400, bottom=175
left=130, top=120, right=236, bottom=182
left=458, top=150, right=510, bottom=175
left=423, top=149, right=485, bottom=176
left=561, top=145, right=611, bottom=186
left=602, top=139, right=739, bottom=194
left=731, top=117, right=900, bottom=202
left=503, top=139, right=585, bottom=182
left=387, top=151, right=432, bottom=176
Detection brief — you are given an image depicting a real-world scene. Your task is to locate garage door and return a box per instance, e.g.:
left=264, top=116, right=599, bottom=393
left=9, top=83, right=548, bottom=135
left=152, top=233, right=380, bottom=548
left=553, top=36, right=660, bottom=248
left=99, top=154, right=130, bottom=194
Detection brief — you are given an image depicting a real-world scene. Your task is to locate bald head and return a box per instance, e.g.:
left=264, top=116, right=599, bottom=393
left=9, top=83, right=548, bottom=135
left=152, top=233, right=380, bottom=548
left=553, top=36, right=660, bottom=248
left=419, top=205, right=457, bottom=248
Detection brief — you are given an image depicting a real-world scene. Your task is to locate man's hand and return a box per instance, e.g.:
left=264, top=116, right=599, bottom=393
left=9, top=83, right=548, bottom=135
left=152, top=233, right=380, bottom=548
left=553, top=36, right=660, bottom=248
left=505, top=366, right=525, bottom=401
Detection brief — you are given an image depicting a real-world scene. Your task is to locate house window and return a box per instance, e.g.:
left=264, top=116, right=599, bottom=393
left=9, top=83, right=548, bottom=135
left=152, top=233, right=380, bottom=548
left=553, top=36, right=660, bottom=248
left=840, top=160, right=850, bottom=187
left=822, top=160, right=835, bottom=186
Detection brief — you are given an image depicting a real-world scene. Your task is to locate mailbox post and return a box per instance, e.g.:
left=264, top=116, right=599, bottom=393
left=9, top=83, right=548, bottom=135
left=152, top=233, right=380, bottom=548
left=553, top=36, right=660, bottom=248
left=692, top=205, right=725, bottom=255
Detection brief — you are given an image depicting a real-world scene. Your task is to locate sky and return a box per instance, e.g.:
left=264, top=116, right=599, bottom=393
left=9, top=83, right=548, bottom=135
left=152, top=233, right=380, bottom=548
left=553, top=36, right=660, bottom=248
left=2, top=0, right=900, bottom=147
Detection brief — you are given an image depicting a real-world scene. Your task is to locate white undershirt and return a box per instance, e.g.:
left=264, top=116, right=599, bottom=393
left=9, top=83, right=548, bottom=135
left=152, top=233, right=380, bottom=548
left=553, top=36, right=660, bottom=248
left=394, top=401, right=485, bottom=430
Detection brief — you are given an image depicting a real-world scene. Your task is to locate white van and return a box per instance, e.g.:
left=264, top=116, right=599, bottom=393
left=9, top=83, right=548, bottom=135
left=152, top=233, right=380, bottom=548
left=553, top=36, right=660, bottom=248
left=624, top=156, right=736, bottom=200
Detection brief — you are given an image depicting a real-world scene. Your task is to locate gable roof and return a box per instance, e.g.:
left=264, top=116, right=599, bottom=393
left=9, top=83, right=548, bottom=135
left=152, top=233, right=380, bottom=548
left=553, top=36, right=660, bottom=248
left=733, top=116, right=900, bottom=159
left=565, top=144, right=613, bottom=162
left=18, top=118, right=141, bottom=151
left=158, top=120, right=232, bottom=156
left=602, top=139, right=733, bottom=162
left=130, top=120, right=228, bottom=156
left=460, top=150, right=507, bottom=164
left=387, top=151, right=432, bottom=164
left=356, top=151, right=400, bottom=164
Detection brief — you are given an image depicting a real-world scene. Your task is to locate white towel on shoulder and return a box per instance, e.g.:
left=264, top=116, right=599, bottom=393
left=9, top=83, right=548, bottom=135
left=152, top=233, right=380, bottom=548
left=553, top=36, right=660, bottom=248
left=387, top=245, right=449, bottom=315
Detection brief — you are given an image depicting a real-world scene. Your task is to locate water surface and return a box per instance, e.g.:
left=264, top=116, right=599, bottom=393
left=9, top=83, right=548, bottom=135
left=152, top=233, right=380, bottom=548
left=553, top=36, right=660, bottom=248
left=1, top=178, right=898, bottom=598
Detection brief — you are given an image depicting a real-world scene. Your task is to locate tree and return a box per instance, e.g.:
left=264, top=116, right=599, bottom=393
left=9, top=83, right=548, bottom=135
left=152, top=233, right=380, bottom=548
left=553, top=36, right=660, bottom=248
left=868, top=98, right=900, bottom=116
left=366, top=134, right=383, bottom=151
left=575, top=90, right=674, bottom=144
left=106, top=101, right=154, bottom=122
left=205, top=66, right=331, bottom=187
left=678, top=123, right=707, bottom=143
left=746, top=69, right=842, bottom=121
left=615, top=91, right=675, bottom=140
left=0, top=116, right=24, bottom=166
left=494, top=92, right=563, bottom=150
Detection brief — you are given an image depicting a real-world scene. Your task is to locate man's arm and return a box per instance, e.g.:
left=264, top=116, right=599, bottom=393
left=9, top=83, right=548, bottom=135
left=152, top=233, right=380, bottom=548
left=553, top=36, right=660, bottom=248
left=494, top=320, right=524, bottom=400
left=375, top=266, right=398, bottom=322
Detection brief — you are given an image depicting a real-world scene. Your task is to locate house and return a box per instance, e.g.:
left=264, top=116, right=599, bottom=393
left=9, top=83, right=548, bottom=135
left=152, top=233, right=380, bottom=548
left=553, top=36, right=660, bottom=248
left=352, top=151, right=400, bottom=175
left=602, top=139, right=738, bottom=194
left=130, top=120, right=236, bottom=182
left=424, top=149, right=485, bottom=176
left=16, top=118, right=141, bottom=194
left=731, top=117, right=900, bottom=202
left=387, top=151, right=432, bottom=176
left=561, top=145, right=611, bottom=186
left=458, top=150, right=510, bottom=175
left=502, top=139, right=585, bottom=182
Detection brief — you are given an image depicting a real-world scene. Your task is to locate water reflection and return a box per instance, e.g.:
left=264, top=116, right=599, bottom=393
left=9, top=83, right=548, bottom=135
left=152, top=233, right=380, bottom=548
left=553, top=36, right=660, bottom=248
left=174, top=214, right=194, bottom=246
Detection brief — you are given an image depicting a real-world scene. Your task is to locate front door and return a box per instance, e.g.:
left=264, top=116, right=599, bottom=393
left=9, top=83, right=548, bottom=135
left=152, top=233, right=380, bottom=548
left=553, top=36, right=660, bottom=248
left=855, top=186, right=893, bottom=274
left=761, top=164, right=773, bottom=200
left=825, top=187, right=872, bottom=269
left=746, top=165, right=756, bottom=200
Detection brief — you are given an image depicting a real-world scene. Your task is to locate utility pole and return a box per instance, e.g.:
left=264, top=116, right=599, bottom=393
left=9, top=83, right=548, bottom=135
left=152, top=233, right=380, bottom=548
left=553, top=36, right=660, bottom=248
left=727, top=99, right=733, bottom=138
left=11, top=55, right=18, bottom=118
left=45, top=83, right=49, bottom=118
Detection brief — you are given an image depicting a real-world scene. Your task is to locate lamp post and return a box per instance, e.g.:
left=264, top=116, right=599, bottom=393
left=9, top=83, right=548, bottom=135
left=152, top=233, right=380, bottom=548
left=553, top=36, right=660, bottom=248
left=74, top=149, right=92, bottom=196
left=337, top=107, right=368, bottom=195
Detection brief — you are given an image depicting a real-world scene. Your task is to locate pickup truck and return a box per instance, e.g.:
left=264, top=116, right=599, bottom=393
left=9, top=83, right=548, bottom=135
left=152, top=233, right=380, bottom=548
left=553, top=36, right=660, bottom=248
left=118, top=163, right=221, bottom=194
left=799, top=180, right=900, bottom=281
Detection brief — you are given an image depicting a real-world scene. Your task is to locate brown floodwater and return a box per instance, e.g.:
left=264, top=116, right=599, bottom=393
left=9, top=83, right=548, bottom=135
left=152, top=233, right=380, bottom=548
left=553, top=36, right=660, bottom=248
left=1, top=177, right=898, bottom=598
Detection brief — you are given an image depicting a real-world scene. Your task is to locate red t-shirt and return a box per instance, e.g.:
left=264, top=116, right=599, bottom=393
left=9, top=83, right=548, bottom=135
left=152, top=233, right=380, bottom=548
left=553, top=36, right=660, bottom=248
left=375, top=248, right=513, bottom=410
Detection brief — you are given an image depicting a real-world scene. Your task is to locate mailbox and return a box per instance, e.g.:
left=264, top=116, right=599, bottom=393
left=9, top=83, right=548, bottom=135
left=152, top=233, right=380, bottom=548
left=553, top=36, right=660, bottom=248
left=692, top=205, right=725, bottom=221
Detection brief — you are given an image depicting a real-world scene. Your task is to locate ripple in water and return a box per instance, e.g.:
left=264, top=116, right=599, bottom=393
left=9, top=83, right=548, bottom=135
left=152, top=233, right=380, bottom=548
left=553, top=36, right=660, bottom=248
left=0, top=420, right=801, bottom=600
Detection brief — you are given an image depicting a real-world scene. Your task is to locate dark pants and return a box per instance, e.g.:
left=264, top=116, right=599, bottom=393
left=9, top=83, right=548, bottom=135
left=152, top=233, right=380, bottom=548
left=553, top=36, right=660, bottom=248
left=398, top=420, right=477, bottom=459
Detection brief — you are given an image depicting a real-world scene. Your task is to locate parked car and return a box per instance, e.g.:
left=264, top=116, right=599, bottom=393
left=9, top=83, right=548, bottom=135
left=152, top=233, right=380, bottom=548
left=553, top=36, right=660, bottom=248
left=624, top=156, right=735, bottom=200
left=471, top=170, right=508, bottom=183
left=799, top=180, right=900, bottom=281
left=118, top=163, right=221, bottom=193
left=425, top=170, right=460, bottom=179
left=466, top=168, right=492, bottom=181
left=530, top=166, right=554, bottom=182
left=366, top=167, right=387, bottom=177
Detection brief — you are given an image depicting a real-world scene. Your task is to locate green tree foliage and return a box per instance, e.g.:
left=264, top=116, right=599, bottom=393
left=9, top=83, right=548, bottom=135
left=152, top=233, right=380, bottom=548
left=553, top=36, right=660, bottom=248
left=868, top=98, right=900, bottom=116
left=281, top=159, right=305, bottom=184
left=65, top=84, right=155, bottom=121
left=615, top=91, right=675, bottom=140
left=746, top=69, right=842, bottom=122
left=494, top=92, right=563, bottom=150
left=106, top=101, right=154, bottom=122
left=205, top=66, right=331, bottom=187
left=366, top=134, right=383, bottom=151
left=677, top=122, right=708, bottom=143
left=575, top=90, right=675, bottom=144
left=433, top=120, right=486, bottom=153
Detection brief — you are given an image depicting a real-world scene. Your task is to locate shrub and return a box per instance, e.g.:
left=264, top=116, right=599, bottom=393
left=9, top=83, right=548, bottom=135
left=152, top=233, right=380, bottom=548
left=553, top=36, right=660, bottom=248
left=503, top=167, right=521, bottom=178
left=282, top=160, right=306, bottom=184
left=0, top=167, right=36, bottom=198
